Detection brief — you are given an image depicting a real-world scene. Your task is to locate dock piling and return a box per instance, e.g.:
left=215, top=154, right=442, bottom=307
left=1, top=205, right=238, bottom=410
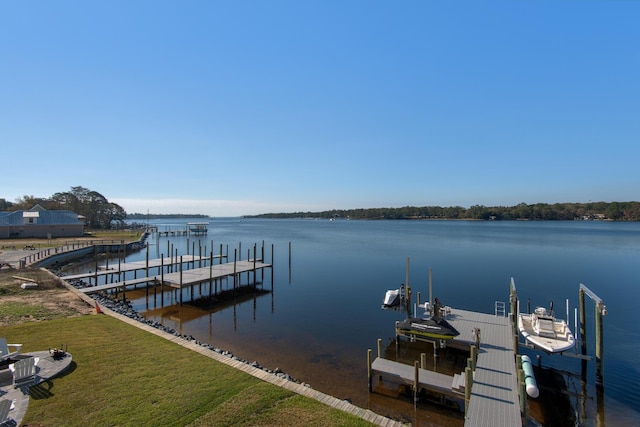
left=367, top=349, right=373, bottom=392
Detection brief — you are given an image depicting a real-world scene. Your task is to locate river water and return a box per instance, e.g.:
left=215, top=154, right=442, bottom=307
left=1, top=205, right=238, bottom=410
left=99, top=218, right=638, bottom=426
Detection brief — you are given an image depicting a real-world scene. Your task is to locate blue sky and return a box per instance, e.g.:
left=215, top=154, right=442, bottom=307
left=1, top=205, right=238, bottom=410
left=2, top=1, right=638, bottom=216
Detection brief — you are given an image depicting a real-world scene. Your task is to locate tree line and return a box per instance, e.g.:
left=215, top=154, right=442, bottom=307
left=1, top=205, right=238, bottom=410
left=245, top=201, right=640, bottom=221
left=1, top=186, right=126, bottom=229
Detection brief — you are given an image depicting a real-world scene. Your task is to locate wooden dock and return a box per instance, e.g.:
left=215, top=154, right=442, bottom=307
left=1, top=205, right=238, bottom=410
left=372, top=307, right=522, bottom=426
left=78, top=259, right=271, bottom=294
left=371, top=357, right=462, bottom=398
left=62, top=255, right=220, bottom=284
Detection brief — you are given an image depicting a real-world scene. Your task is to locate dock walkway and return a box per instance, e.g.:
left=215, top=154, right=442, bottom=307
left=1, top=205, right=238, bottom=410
left=371, top=357, right=460, bottom=398
left=377, top=307, right=521, bottom=426
left=446, top=308, right=521, bottom=426
left=61, top=254, right=218, bottom=282
left=79, top=260, right=271, bottom=294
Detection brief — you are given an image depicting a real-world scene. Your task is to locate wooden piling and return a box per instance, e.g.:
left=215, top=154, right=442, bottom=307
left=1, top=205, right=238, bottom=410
left=413, top=361, right=419, bottom=404
left=464, top=366, right=472, bottom=416
left=377, top=338, right=382, bottom=358
left=145, top=246, right=149, bottom=297
left=367, top=349, right=373, bottom=392
left=160, top=254, right=164, bottom=306
left=405, top=257, right=411, bottom=315
left=596, top=301, right=604, bottom=390
left=288, top=241, right=292, bottom=283
left=470, top=345, right=477, bottom=371
left=179, top=255, right=183, bottom=305
left=579, top=288, right=587, bottom=356
left=233, top=249, right=237, bottom=296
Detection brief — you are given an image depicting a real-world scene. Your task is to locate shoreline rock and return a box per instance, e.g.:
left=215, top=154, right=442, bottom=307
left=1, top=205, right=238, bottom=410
left=62, top=276, right=308, bottom=388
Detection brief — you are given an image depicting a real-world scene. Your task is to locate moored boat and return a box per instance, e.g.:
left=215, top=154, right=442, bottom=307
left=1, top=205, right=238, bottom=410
left=518, top=306, right=575, bottom=353
left=382, top=285, right=405, bottom=308
left=395, top=315, right=460, bottom=340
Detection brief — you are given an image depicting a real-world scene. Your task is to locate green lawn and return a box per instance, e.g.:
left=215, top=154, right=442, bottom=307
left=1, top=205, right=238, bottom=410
left=6, top=315, right=374, bottom=427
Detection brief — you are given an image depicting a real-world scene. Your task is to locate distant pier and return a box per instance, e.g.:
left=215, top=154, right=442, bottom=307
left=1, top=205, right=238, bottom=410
left=60, top=241, right=274, bottom=307
left=147, top=222, right=209, bottom=237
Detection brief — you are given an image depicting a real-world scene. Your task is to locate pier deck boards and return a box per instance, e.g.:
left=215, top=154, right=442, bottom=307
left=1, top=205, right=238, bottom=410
left=79, top=260, right=271, bottom=294
left=386, top=307, right=521, bottom=426
left=447, top=308, right=521, bottom=427
left=371, top=357, right=460, bottom=398
left=62, top=255, right=219, bottom=281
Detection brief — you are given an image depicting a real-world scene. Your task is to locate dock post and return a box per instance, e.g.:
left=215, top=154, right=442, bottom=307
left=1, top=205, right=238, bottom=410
left=417, top=291, right=421, bottom=307
left=209, top=251, right=213, bottom=299
left=169, top=242, right=172, bottom=272
left=367, top=349, right=373, bottom=392
left=405, top=257, right=411, bottom=315
left=233, top=249, right=237, bottom=296
left=179, top=255, right=183, bottom=305
left=579, top=288, right=587, bottom=356
left=145, top=247, right=149, bottom=297
left=520, top=378, right=527, bottom=420
left=377, top=338, right=382, bottom=358
left=94, top=245, right=98, bottom=286
left=420, top=353, right=426, bottom=370
left=596, top=301, right=605, bottom=390
left=395, top=323, right=400, bottom=352
left=161, top=254, right=165, bottom=307
left=518, top=365, right=527, bottom=420
left=261, top=240, right=265, bottom=283
left=464, top=366, right=472, bottom=417
left=513, top=334, right=519, bottom=356
left=414, top=361, right=419, bottom=406
left=470, top=345, right=477, bottom=371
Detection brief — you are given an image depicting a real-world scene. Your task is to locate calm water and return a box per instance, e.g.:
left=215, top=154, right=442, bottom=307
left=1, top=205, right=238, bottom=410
left=113, top=218, right=639, bottom=426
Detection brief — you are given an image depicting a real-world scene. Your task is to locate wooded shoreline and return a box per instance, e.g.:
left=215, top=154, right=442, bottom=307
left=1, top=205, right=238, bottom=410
left=244, top=201, right=640, bottom=221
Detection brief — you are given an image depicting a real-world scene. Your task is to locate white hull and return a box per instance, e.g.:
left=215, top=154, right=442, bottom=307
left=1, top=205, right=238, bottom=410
left=518, top=309, right=575, bottom=353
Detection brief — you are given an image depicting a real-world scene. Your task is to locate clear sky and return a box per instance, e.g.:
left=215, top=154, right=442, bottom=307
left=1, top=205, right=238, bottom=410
left=2, top=1, right=638, bottom=216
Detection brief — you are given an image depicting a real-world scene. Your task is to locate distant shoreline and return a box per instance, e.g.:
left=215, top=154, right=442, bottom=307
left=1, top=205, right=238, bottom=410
left=242, top=201, right=640, bottom=221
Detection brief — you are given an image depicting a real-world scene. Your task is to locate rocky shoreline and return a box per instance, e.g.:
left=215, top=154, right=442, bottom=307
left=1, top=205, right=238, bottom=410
left=62, top=276, right=311, bottom=389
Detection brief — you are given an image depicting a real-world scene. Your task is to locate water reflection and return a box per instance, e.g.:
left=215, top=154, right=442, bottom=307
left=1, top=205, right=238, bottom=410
left=59, top=218, right=640, bottom=426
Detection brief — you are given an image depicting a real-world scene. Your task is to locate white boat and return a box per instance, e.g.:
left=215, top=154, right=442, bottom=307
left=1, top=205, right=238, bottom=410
left=518, top=307, right=575, bottom=353
left=382, top=286, right=405, bottom=308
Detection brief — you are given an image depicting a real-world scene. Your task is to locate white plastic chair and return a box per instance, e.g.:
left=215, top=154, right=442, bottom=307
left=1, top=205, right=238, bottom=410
left=0, top=337, right=22, bottom=361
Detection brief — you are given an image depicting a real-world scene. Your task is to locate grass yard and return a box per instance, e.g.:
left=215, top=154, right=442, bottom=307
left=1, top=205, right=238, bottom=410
left=0, top=247, right=379, bottom=426
left=5, top=313, right=373, bottom=427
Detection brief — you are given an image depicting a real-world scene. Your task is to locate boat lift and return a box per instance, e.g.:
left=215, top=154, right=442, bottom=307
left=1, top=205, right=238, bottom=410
left=579, top=283, right=607, bottom=390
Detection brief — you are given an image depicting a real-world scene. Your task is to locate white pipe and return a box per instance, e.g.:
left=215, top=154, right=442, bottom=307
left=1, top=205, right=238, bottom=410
left=566, top=298, right=570, bottom=324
